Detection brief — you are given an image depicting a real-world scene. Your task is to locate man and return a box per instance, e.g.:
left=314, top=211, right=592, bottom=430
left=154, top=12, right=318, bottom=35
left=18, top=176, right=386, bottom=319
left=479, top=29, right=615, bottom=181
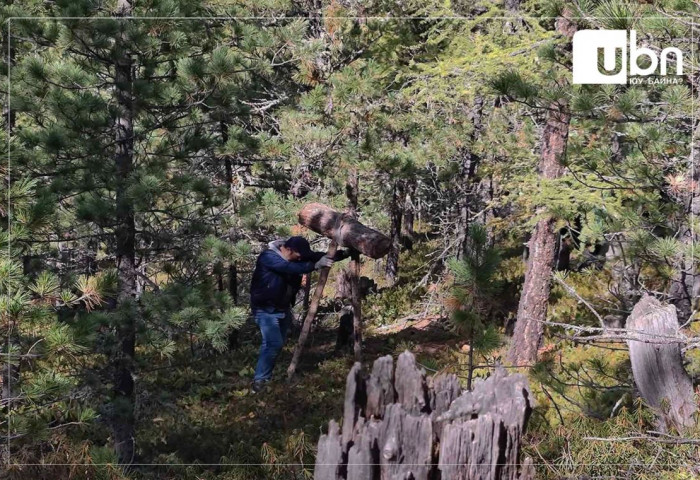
left=249, top=236, right=349, bottom=391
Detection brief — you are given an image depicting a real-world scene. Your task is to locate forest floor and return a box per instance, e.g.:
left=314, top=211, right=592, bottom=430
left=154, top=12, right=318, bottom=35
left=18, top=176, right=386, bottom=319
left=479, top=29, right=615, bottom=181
left=110, top=240, right=699, bottom=480
left=131, top=304, right=461, bottom=480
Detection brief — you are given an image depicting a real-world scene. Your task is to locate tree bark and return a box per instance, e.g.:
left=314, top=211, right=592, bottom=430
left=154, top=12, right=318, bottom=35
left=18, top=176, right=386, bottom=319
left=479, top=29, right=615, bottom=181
left=345, top=170, right=363, bottom=361
left=508, top=107, right=571, bottom=365
left=385, top=180, right=404, bottom=286
left=669, top=120, right=700, bottom=324
left=507, top=12, right=574, bottom=365
left=457, top=96, right=484, bottom=259
left=112, top=0, right=137, bottom=465
left=402, top=179, right=416, bottom=250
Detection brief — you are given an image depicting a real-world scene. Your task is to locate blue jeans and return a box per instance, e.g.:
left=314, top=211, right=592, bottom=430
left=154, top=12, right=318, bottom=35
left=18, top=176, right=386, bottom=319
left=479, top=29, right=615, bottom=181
left=253, top=307, right=292, bottom=383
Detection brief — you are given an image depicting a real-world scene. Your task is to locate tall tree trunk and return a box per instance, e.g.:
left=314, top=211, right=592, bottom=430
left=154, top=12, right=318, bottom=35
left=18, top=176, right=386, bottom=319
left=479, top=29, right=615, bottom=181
left=346, top=169, right=363, bottom=361
left=602, top=132, right=640, bottom=324
left=669, top=120, right=700, bottom=324
left=112, top=0, right=137, bottom=465
left=507, top=19, right=573, bottom=364
left=457, top=96, right=484, bottom=259
left=227, top=262, right=239, bottom=349
left=401, top=179, right=416, bottom=250
left=220, top=120, right=240, bottom=348
left=385, top=180, right=403, bottom=286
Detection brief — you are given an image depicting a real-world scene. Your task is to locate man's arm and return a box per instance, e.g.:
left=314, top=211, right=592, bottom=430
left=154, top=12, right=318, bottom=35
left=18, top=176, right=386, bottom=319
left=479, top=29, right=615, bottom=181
left=260, top=251, right=317, bottom=274
left=307, top=249, right=353, bottom=262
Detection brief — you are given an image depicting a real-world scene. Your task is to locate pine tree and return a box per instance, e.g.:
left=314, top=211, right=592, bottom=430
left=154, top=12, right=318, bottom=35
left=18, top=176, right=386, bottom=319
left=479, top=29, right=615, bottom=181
left=447, top=224, right=502, bottom=390
left=8, top=1, right=310, bottom=463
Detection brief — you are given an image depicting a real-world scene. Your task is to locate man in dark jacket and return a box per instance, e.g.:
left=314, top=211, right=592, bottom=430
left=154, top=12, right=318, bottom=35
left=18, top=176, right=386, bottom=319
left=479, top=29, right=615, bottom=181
left=249, top=236, right=349, bottom=391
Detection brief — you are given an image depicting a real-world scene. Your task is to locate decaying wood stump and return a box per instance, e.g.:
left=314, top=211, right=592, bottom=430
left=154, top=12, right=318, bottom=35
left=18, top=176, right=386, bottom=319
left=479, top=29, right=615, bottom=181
left=626, top=294, right=697, bottom=432
left=298, top=203, right=391, bottom=259
left=314, top=351, right=535, bottom=480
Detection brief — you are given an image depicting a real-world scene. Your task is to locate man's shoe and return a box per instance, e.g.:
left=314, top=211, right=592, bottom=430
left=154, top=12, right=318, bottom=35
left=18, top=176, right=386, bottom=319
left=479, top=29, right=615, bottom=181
left=251, top=381, right=267, bottom=393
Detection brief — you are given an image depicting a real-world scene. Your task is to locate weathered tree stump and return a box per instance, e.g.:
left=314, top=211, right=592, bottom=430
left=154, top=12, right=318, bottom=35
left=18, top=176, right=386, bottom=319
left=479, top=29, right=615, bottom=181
left=298, top=203, right=391, bottom=259
left=314, top=351, right=535, bottom=480
left=626, top=294, right=697, bottom=432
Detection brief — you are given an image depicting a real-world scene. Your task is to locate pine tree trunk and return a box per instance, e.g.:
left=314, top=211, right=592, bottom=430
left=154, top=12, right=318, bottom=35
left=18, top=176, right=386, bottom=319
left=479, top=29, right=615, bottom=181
left=508, top=215, right=561, bottom=364
left=507, top=13, right=574, bottom=365
left=112, top=0, right=137, bottom=465
left=346, top=170, right=363, bottom=361
left=227, top=264, right=239, bottom=349
left=386, top=180, right=403, bottom=286
left=402, top=180, right=416, bottom=250
left=669, top=120, right=700, bottom=324
left=457, top=96, right=484, bottom=259
left=507, top=107, right=571, bottom=365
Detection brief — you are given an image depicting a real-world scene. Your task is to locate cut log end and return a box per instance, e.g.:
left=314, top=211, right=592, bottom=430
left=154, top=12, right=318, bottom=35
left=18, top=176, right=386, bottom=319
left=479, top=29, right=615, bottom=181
left=298, top=203, right=391, bottom=259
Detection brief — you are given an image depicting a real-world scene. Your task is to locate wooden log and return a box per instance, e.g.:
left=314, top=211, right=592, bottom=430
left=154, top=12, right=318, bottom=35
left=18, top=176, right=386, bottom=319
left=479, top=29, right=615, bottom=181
left=626, top=294, right=697, bottom=432
left=298, top=203, right=391, bottom=259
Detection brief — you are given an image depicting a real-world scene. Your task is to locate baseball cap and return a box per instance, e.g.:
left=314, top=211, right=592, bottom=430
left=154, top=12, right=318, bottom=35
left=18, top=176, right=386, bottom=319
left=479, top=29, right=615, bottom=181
left=284, top=236, right=313, bottom=260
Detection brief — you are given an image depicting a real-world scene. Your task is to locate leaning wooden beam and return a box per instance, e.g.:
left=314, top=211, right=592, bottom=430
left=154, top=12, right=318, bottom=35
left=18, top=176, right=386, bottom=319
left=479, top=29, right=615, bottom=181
left=287, top=242, right=338, bottom=380
left=298, top=203, right=391, bottom=259
left=290, top=203, right=391, bottom=379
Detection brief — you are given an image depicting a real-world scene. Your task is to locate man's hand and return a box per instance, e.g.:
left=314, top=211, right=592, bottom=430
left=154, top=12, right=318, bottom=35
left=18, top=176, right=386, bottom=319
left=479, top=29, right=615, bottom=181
left=335, top=248, right=359, bottom=261
left=315, top=256, right=335, bottom=270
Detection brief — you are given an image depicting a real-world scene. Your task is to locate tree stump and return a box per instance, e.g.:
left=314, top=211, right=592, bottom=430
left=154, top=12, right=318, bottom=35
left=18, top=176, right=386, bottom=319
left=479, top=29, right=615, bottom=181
left=314, top=351, right=535, bottom=480
left=626, top=294, right=697, bottom=432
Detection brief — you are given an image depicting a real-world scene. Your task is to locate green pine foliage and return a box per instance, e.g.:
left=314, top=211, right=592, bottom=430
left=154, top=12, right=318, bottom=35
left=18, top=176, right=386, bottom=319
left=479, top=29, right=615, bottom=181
left=447, top=225, right=502, bottom=388
left=2, top=0, right=700, bottom=477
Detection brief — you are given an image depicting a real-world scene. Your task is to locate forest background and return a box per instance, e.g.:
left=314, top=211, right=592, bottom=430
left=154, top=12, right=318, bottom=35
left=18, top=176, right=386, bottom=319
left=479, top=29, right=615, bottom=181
left=1, top=0, right=699, bottom=478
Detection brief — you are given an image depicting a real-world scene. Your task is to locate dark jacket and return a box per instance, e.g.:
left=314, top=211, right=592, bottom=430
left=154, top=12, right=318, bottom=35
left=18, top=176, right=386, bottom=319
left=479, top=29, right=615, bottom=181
left=249, top=241, right=326, bottom=311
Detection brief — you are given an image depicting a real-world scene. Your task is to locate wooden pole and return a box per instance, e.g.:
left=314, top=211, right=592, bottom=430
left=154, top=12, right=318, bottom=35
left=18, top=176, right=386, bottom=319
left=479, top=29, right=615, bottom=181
left=287, top=242, right=338, bottom=379
left=350, top=251, right=362, bottom=362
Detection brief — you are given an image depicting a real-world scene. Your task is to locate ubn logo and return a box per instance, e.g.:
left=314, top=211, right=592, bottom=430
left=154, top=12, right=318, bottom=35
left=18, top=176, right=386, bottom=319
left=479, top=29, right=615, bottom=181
left=572, top=30, right=683, bottom=84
